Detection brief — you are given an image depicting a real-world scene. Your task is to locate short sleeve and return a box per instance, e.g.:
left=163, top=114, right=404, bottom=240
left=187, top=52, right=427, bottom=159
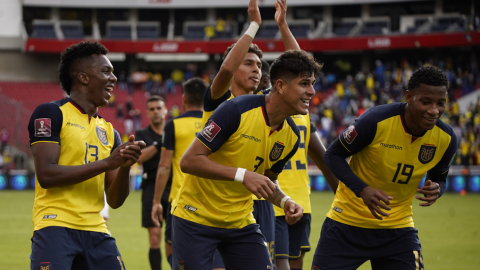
left=203, top=84, right=232, bottom=112
left=162, top=118, right=175, bottom=150
left=197, top=100, right=241, bottom=152
left=270, top=118, right=300, bottom=174
left=135, top=129, right=145, bottom=142
left=28, top=103, right=63, bottom=146
left=427, top=130, right=458, bottom=181
left=111, top=129, right=122, bottom=152
left=338, top=107, right=378, bottom=155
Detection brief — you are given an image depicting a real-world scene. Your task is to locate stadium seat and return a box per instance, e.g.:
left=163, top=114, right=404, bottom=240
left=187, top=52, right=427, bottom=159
left=31, top=23, right=56, bottom=39
left=334, top=22, right=357, bottom=36
left=60, top=23, right=84, bottom=39
left=137, top=22, right=161, bottom=40
left=184, top=25, right=206, bottom=40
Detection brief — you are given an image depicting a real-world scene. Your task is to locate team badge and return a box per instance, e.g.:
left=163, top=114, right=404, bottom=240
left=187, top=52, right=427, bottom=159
left=40, top=262, right=52, bottom=270
left=96, top=126, right=109, bottom=146
left=269, top=141, right=285, bottom=161
left=35, top=118, right=51, bottom=137
left=200, top=120, right=221, bottom=142
left=343, top=125, right=357, bottom=144
left=418, top=145, right=436, bottom=164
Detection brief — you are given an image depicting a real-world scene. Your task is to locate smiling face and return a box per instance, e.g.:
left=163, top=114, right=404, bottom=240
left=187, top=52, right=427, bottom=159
left=232, top=52, right=262, bottom=94
left=84, top=54, right=117, bottom=108
left=405, top=83, right=447, bottom=135
left=278, top=74, right=316, bottom=116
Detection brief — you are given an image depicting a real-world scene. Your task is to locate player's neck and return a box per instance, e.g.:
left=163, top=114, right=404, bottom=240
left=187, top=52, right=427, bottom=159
left=403, top=104, right=426, bottom=137
left=264, top=94, right=289, bottom=131
left=69, top=92, right=98, bottom=118
left=150, top=121, right=165, bottom=135
left=184, top=105, right=202, bottom=112
left=230, top=83, right=253, bottom=97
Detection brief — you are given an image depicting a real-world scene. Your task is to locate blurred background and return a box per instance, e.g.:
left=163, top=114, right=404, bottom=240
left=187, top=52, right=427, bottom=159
left=0, top=0, right=479, bottom=193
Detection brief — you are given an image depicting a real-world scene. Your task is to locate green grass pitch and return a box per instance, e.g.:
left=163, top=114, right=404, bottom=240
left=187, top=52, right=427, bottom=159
left=1, top=190, right=480, bottom=269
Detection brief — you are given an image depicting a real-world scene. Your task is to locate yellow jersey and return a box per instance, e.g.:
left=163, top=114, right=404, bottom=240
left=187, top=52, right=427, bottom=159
left=172, top=95, right=300, bottom=229
left=28, top=98, right=121, bottom=233
left=201, top=84, right=234, bottom=126
left=162, top=110, right=203, bottom=202
left=326, top=103, right=457, bottom=229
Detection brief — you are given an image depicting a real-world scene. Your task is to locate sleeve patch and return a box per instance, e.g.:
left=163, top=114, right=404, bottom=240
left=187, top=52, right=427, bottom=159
left=200, top=120, right=221, bottom=142
left=343, top=125, right=357, bottom=144
left=35, top=118, right=52, bottom=137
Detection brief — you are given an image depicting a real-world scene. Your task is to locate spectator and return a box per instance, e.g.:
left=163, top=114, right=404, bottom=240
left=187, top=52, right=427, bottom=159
left=204, top=24, right=215, bottom=40
left=116, top=104, right=124, bottom=119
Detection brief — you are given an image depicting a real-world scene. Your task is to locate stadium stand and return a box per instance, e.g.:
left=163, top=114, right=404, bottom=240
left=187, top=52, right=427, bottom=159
left=183, top=22, right=207, bottom=40
left=136, top=22, right=161, bottom=40
left=60, top=21, right=84, bottom=39
left=106, top=22, right=132, bottom=40
left=31, top=20, right=57, bottom=39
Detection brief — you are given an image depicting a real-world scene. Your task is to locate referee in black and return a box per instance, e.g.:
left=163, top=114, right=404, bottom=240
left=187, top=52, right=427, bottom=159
left=136, top=95, right=170, bottom=270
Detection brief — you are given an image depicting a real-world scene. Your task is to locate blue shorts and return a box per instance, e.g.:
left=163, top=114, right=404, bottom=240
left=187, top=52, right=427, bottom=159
left=275, top=214, right=311, bottom=260
left=311, top=218, right=424, bottom=270
left=252, top=200, right=275, bottom=263
left=30, top=226, right=125, bottom=270
left=172, top=216, right=272, bottom=270
left=166, top=204, right=224, bottom=268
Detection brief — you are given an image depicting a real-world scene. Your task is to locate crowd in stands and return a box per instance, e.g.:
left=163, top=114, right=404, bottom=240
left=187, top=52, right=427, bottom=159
left=310, top=54, right=480, bottom=167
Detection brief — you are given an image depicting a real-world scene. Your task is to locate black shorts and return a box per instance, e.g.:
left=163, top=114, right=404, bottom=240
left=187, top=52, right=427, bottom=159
left=30, top=226, right=125, bottom=270
left=311, top=218, right=424, bottom=270
left=172, top=216, right=270, bottom=270
left=142, top=183, right=169, bottom=228
left=275, top=214, right=311, bottom=260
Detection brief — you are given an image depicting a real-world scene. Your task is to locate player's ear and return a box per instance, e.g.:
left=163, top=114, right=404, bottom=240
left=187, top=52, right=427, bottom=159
left=275, top=79, right=285, bottom=94
left=405, top=89, right=413, bottom=103
left=78, top=72, right=89, bottom=85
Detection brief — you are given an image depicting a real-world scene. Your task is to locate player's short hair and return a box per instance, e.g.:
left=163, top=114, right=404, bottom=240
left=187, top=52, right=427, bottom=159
left=223, top=43, right=263, bottom=61
left=261, top=59, right=270, bottom=79
left=408, top=66, right=449, bottom=91
left=183, top=77, right=207, bottom=107
left=58, top=41, right=109, bottom=95
left=269, top=50, right=323, bottom=87
left=147, top=95, right=165, bottom=105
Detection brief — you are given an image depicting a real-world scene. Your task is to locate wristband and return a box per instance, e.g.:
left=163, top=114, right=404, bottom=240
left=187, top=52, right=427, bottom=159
left=280, top=196, right=291, bottom=209
left=152, top=141, right=161, bottom=152
left=244, top=22, right=260, bottom=38
left=234, top=168, right=247, bottom=183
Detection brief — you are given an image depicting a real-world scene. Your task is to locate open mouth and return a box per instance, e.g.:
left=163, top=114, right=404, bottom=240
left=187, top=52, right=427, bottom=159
left=301, top=99, right=310, bottom=106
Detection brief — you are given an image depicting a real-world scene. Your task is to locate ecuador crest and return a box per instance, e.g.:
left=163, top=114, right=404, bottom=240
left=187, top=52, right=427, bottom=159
left=418, top=144, right=436, bottom=164
left=96, top=126, right=109, bottom=146
left=269, top=141, right=285, bottom=161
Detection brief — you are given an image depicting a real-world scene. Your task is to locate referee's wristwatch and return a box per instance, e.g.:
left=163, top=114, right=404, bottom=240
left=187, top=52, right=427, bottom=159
left=152, top=141, right=161, bottom=152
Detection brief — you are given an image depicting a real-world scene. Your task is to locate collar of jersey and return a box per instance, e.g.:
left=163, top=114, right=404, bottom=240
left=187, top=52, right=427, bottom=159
left=66, top=98, right=99, bottom=118
left=261, top=105, right=284, bottom=134
left=400, top=103, right=427, bottom=138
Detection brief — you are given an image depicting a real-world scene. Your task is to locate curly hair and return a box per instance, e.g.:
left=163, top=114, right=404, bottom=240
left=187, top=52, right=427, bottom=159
left=407, top=66, right=449, bottom=91
left=223, top=43, right=263, bottom=61
left=58, top=41, right=109, bottom=95
left=269, top=50, right=323, bottom=87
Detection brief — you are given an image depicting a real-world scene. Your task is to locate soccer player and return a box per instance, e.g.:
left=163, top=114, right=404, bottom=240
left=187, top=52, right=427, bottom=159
left=312, top=66, right=458, bottom=269
left=28, top=41, right=146, bottom=269
left=170, top=49, right=321, bottom=270
left=254, top=59, right=271, bottom=94
left=150, top=78, right=226, bottom=269
left=135, top=95, right=168, bottom=270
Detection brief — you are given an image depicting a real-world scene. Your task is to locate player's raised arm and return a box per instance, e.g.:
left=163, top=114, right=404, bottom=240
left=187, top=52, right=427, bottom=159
left=308, top=131, right=339, bottom=193
left=275, top=0, right=301, bottom=51
left=151, top=149, right=174, bottom=226
left=210, top=0, right=262, bottom=100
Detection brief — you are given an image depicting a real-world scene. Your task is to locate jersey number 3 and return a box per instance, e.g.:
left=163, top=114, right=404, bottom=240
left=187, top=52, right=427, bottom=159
left=84, top=143, right=99, bottom=164
left=392, top=163, right=414, bottom=184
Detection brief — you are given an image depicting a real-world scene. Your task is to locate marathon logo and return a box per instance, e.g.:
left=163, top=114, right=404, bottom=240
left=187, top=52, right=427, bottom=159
left=380, top=142, right=403, bottom=150
left=35, top=118, right=51, bottom=137
left=200, top=120, right=221, bottom=142
left=343, top=125, right=357, bottom=144
left=241, top=134, right=261, bottom=143
left=42, top=215, right=57, bottom=219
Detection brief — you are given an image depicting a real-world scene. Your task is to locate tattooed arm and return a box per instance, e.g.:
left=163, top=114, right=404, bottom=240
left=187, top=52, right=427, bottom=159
left=264, top=169, right=304, bottom=225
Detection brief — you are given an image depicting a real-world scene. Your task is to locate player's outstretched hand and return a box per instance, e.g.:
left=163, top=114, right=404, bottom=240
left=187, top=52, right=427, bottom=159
left=274, top=0, right=287, bottom=26
left=416, top=179, right=440, bottom=206
left=284, top=199, right=303, bottom=225
left=248, top=0, right=262, bottom=26
left=359, top=186, right=393, bottom=220
left=151, top=203, right=163, bottom=227
left=243, top=170, right=276, bottom=199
